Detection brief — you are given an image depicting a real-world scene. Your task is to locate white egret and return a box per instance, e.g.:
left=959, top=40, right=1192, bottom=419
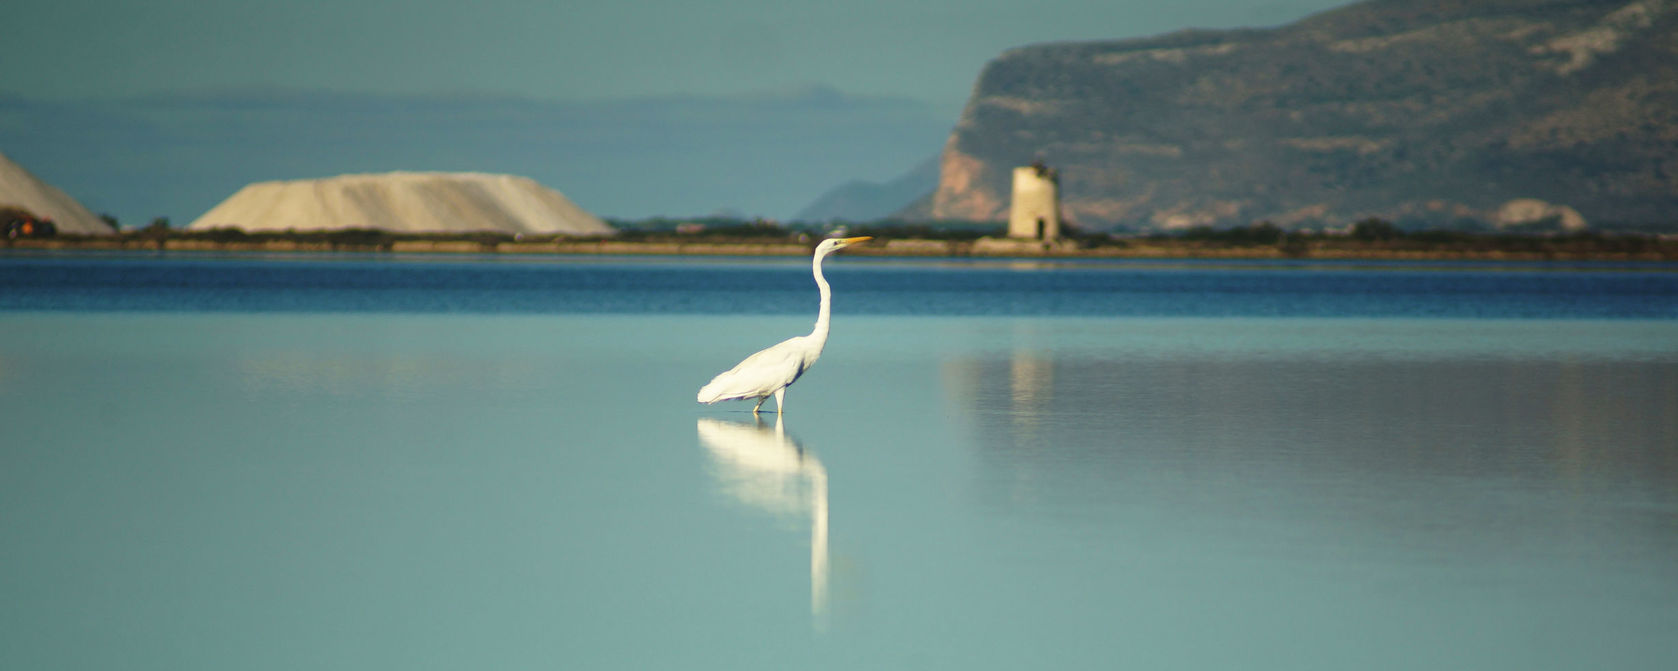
left=697, top=236, right=872, bottom=414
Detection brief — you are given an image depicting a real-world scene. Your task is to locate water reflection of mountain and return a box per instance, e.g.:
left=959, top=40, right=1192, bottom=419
left=943, top=351, right=1678, bottom=505
left=696, top=417, right=829, bottom=624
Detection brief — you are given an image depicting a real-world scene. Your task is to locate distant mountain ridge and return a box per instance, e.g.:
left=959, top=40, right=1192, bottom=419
left=0, top=87, right=947, bottom=226
left=906, top=0, right=1678, bottom=230
left=794, top=155, right=942, bottom=222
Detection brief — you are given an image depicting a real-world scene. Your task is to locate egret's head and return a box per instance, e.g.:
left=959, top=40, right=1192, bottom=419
left=816, top=236, right=872, bottom=255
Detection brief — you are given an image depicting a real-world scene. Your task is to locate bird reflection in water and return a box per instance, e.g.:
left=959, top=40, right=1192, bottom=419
left=696, top=416, right=829, bottom=625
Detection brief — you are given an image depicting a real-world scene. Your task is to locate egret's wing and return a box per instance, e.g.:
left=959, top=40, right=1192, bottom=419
left=698, top=337, right=812, bottom=403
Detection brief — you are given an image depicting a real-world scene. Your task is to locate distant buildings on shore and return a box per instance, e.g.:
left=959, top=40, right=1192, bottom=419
left=1008, top=161, right=1061, bottom=241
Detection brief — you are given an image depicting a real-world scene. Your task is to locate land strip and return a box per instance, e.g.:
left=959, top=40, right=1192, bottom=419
left=6, top=234, right=1677, bottom=262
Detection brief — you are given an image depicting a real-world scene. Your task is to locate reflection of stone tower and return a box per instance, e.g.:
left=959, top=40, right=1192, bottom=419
left=1007, top=161, right=1060, bottom=240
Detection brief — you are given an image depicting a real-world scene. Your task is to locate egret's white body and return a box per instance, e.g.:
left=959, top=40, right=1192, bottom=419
left=697, top=236, right=871, bottom=414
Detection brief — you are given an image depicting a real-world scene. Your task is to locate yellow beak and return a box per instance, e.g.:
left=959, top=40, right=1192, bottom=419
left=839, top=236, right=873, bottom=246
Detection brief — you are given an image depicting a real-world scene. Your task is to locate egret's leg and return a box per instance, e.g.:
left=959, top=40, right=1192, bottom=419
left=752, top=396, right=767, bottom=414
left=774, top=388, right=786, bottom=414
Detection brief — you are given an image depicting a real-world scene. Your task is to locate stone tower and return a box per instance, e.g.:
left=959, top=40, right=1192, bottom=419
left=1007, top=161, right=1060, bottom=240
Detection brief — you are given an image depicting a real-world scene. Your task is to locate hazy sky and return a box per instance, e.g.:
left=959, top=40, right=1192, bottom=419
left=12, top=0, right=1350, bottom=115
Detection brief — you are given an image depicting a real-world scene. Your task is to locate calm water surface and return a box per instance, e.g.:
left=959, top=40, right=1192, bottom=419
left=2, top=253, right=1676, bottom=669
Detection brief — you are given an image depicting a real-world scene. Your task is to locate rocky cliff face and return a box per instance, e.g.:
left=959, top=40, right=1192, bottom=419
left=911, top=0, right=1678, bottom=230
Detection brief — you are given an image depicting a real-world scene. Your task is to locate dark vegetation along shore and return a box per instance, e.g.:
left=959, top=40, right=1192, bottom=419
left=5, top=218, right=1678, bottom=262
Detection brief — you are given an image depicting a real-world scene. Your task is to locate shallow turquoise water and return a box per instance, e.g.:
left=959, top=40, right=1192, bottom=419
left=2, top=309, right=1675, bottom=669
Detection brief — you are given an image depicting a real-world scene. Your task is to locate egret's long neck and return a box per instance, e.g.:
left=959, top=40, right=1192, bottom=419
left=810, top=250, right=833, bottom=341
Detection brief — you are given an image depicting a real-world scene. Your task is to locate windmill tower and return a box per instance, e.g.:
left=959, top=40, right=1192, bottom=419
left=1007, top=161, right=1060, bottom=240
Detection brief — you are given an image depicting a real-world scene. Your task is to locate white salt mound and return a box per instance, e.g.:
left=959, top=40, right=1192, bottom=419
left=188, top=172, right=616, bottom=235
left=1495, top=198, right=1588, bottom=231
left=0, top=150, right=112, bottom=235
